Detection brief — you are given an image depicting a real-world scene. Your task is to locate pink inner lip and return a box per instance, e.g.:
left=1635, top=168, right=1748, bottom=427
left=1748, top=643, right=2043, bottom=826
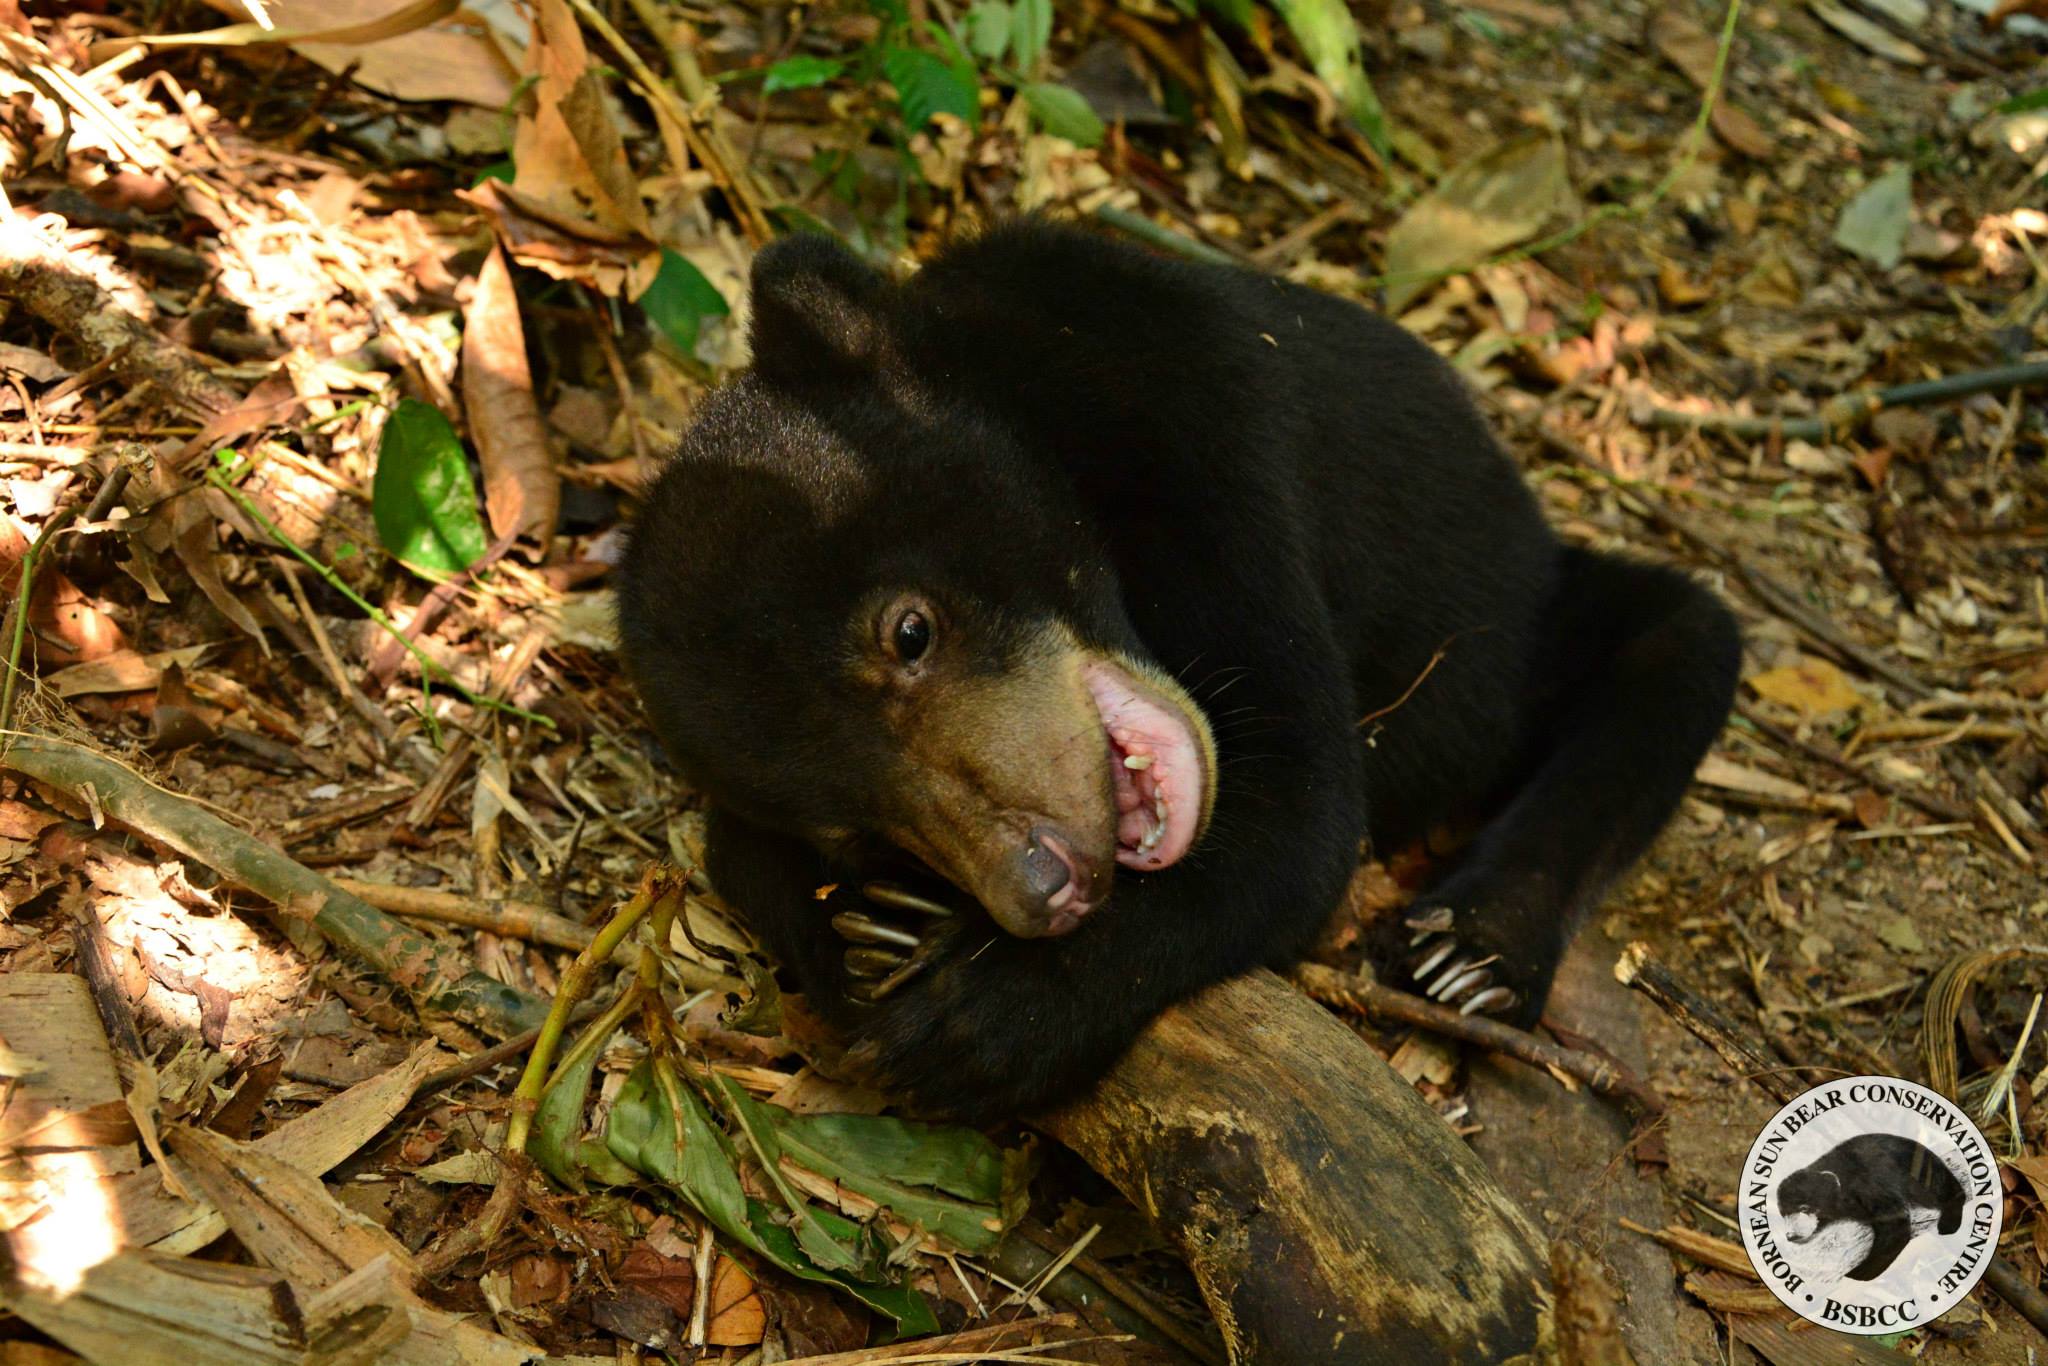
left=1083, top=661, right=1208, bottom=872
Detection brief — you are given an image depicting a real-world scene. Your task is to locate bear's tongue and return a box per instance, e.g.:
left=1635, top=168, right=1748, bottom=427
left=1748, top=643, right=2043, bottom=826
left=1083, top=660, right=1207, bottom=871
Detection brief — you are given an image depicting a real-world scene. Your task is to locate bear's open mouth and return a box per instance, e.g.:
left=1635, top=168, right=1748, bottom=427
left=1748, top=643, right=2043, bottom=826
left=1083, top=658, right=1215, bottom=871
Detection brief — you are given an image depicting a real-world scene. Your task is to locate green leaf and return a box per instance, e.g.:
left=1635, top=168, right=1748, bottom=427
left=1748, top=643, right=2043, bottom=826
left=768, top=1110, right=1020, bottom=1253
left=1994, top=87, right=2048, bottom=115
left=1021, top=82, right=1103, bottom=147
left=637, top=248, right=730, bottom=355
left=1834, top=164, right=1912, bottom=270
left=602, top=1060, right=936, bottom=1333
left=712, top=1076, right=865, bottom=1273
left=763, top=54, right=845, bottom=94
left=530, top=1040, right=604, bottom=1189
left=1267, top=0, right=1389, bottom=159
left=605, top=1059, right=752, bottom=1239
left=966, top=0, right=1013, bottom=62
left=775, top=1113, right=1007, bottom=1203
left=1010, top=0, right=1052, bottom=72
left=882, top=45, right=980, bottom=131
left=1194, top=0, right=1253, bottom=29
left=471, top=159, right=514, bottom=187
left=372, top=399, right=488, bottom=578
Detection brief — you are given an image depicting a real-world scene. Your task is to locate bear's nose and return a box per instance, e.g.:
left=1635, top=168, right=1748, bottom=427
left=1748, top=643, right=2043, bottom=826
left=1022, top=836, right=1072, bottom=901
left=1019, top=826, right=1105, bottom=934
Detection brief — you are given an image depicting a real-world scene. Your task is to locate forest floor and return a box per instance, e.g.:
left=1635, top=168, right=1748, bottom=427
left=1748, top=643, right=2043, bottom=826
left=0, top=0, right=2045, bottom=1360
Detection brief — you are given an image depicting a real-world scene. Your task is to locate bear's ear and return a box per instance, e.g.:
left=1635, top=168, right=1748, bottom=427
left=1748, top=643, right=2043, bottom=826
left=748, top=234, right=885, bottom=381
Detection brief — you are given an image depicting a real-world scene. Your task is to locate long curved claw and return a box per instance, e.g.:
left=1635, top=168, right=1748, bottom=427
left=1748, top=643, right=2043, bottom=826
left=861, top=881, right=957, bottom=918
left=1412, top=937, right=1459, bottom=981
left=1460, top=985, right=1520, bottom=1016
left=1410, top=925, right=1513, bottom=1012
left=1433, top=964, right=1493, bottom=1003
left=845, top=946, right=909, bottom=978
left=831, top=911, right=923, bottom=948
left=842, top=883, right=955, bottom=1003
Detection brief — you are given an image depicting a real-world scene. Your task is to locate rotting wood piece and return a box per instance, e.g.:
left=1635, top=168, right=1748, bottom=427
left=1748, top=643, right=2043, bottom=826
left=1039, top=968, right=1550, bottom=1364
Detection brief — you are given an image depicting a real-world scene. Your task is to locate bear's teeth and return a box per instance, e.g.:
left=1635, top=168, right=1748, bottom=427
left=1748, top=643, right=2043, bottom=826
left=1123, top=754, right=1154, bottom=771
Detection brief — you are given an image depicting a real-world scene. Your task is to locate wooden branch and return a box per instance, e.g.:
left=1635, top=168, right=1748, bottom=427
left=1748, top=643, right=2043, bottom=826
left=1038, top=968, right=1549, bottom=1364
left=0, top=218, right=239, bottom=424
left=1612, top=942, right=1812, bottom=1104
left=1295, top=961, right=1665, bottom=1116
left=2, top=733, right=545, bottom=1038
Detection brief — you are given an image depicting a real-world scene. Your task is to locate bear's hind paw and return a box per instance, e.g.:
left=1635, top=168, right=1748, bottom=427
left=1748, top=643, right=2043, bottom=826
left=1407, top=920, right=1520, bottom=1017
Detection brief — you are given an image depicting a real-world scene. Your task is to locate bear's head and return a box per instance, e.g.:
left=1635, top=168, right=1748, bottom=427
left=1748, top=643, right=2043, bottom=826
left=1776, top=1164, right=1847, bottom=1243
left=617, top=234, right=1217, bottom=939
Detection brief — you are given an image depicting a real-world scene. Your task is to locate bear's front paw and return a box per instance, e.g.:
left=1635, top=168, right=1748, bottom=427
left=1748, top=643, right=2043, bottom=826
left=839, top=926, right=1105, bottom=1120
left=829, top=879, right=958, bottom=1002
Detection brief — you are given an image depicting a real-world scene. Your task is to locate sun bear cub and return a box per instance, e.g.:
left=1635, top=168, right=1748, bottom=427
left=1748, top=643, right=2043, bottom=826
left=618, top=221, right=1740, bottom=1118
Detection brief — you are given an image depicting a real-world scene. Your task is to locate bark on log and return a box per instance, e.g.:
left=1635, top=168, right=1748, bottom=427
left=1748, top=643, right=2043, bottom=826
left=1039, top=968, right=1551, bottom=1365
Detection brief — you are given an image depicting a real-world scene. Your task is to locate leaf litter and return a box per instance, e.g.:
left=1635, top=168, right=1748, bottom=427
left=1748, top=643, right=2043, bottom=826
left=0, top=0, right=2046, bottom=1359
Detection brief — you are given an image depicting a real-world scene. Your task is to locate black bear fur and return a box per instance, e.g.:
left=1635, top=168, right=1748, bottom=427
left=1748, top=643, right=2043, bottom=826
left=617, top=220, right=1742, bottom=1119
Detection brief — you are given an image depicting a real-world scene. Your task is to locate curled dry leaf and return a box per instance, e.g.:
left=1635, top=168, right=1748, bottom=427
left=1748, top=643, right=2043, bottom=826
left=463, top=244, right=560, bottom=547
left=511, top=0, right=651, bottom=244
left=1, top=512, right=129, bottom=671
left=459, top=179, right=645, bottom=296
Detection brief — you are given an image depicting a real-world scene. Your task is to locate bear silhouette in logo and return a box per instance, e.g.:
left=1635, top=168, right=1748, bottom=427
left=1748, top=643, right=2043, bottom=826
left=1777, top=1134, right=1967, bottom=1282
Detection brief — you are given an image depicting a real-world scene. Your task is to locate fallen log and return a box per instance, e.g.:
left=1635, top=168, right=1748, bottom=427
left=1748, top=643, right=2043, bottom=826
left=1040, top=968, right=1551, bottom=1364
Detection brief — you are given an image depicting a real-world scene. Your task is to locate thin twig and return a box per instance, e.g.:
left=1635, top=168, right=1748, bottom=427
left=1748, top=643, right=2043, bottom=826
left=1735, top=703, right=1973, bottom=825
left=1296, top=963, right=1665, bottom=1115
left=1640, top=360, right=2048, bottom=443
left=365, top=526, right=518, bottom=690
left=271, top=558, right=396, bottom=743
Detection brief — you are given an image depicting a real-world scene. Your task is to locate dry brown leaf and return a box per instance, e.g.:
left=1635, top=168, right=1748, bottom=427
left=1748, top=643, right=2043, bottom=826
left=458, top=180, right=648, bottom=294
left=166, top=488, right=265, bottom=643
left=1, top=518, right=130, bottom=671
left=706, top=1255, right=766, bottom=1347
left=44, top=645, right=214, bottom=699
left=180, top=0, right=456, bottom=45
left=1648, top=8, right=1776, bottom=159
left=617, top=1245, right=697, bottom=1316
left=511, top=0, right=649, bottom=240
left=1382, top=134, right=1575, bottom=314
left=0, top=342, right=68, bottom=383
left=1747, top=658, right=1867, bottom=718
left=561, top=70, right=651, bottom=236
left=463, top=244, right=560, bottom=545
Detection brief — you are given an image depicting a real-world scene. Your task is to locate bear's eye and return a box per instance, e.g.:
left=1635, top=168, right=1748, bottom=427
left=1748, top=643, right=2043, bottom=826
left=892, top=609, right=933, bottom=664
